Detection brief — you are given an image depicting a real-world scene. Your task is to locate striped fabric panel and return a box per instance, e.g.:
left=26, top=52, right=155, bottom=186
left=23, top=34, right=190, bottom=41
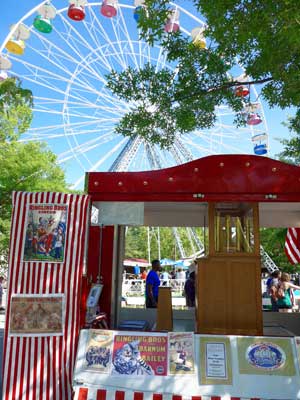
left=2, top=192, right=90, bottom=400
left=74, top=388, right=262, bottom=400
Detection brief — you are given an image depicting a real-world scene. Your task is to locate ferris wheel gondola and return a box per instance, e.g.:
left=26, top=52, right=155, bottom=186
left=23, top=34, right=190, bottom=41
left=33, top=2, right=57, bottom=33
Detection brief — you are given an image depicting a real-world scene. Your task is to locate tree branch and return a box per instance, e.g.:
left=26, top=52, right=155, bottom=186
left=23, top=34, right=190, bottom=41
left=173, top=77, right=273, bottom=102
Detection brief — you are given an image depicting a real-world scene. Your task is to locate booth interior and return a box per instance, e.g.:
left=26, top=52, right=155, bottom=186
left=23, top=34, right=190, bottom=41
left=91, top=199, right=300, bottom=337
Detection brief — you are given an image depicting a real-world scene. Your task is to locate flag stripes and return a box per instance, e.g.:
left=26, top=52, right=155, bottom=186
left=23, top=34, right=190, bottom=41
left=2, top=192, right=90, bottom=400
left=74, top=388, right=263, bottom=400
left=285, top=227, right=300, bottom=264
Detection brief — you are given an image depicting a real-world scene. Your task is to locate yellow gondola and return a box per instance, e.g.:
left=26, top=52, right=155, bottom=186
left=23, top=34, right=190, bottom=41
left=191, top=27, right=206, bottom=49
left=5, top=39, right=25, bottom=56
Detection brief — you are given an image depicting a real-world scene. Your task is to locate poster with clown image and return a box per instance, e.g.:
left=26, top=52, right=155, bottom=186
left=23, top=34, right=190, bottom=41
left=23, top=203, right=68, bottom=262
left=111, top=333, right=168, bottom=376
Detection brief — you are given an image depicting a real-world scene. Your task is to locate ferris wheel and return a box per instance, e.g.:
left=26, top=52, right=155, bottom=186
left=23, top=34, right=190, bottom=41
left=0, top=0, right=269, bottom=189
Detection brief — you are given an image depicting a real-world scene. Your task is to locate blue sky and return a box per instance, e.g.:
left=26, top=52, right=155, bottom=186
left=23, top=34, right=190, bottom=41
left=0, top=1, right=295, bottom=187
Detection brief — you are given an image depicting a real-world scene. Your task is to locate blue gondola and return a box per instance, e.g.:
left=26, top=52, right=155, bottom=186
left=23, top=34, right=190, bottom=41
left=254, top=143, right=267, bottom=155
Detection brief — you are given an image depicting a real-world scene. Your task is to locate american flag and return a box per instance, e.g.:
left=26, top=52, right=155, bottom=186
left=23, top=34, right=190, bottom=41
left=284, top=227, right=300, bottom=265
left=2, top=191, right=90, bottom=400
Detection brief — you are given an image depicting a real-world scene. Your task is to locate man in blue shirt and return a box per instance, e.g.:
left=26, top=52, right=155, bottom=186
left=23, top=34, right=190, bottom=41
left=145, top=259, right=161, bottom=308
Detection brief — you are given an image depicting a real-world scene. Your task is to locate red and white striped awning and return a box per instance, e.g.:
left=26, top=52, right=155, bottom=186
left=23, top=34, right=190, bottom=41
left=74, top=388, right=262, bottom=400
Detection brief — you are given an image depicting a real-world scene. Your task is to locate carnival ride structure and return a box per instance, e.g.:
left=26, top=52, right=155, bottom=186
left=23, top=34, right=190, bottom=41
left=0, top=1, right=276, bottom=270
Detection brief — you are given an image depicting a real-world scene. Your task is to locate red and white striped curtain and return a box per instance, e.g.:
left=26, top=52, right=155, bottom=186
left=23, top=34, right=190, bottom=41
left=74, top=388, right=262, bottom=400
left=2, top=191, right=90, bottom=400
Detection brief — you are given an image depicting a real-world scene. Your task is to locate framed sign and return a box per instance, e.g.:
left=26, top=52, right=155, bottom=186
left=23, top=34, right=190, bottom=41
left=9, top=294, right=64, bottom=336
left=237, top=337, right=296, bottom=376
left=23, top=203, right=68, bottom=263
left=199, top=336, right=232, bottom=385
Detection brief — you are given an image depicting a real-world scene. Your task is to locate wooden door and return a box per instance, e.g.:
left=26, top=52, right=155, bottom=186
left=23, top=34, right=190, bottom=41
left=196, top=255, right=263, bottom=335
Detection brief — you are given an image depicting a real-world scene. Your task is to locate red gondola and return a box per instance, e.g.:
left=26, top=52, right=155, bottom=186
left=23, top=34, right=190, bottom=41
left=101, top=0, right=118, bottom=18
left=235, top=85, right=250, bottom=97
left=68, top=4, right=86, bottom=21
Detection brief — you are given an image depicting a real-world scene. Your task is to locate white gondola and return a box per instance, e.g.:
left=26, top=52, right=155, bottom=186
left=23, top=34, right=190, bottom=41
left=0, top=71, right=8, bottom=81
left=9, top=23, right=30, bottom=41
left=243, top=102, right=260, bottom=113
left=0, top=55, right=12, bottom=70
left=38, top=2, right=57, bottom=19
left=252, top=133, right=268, bottom=142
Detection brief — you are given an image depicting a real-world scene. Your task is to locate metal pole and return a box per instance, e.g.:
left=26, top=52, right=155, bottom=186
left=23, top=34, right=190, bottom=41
left=147, top=227, right=151, bottom=264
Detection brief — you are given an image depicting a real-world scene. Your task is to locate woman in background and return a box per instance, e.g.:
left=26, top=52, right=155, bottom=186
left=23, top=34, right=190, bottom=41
left=277, top=272, right=300, bottom=312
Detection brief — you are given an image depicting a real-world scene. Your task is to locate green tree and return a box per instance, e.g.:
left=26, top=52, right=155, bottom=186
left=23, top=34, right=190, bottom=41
left=0, top=79, right=69, bottom=270
left=0, top=77, right=33, bottom=141
left=260, top=228, right=300, bottom=273
left=125, top=226, right=205, bottom=261
left=106, top=0, right=300, bottom=148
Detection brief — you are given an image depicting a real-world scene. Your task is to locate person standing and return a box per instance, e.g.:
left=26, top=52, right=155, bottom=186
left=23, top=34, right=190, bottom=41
left=184, top=271, right=195, bottom=307
left=277, top=272, right=300, bottom=313
left=141, top=269, right=147, bottom=280
left=145, top=259, right=161, bottom=308
left=267, top=270, right=281, bottom=311
left=160, top=269, right=170, bottom=286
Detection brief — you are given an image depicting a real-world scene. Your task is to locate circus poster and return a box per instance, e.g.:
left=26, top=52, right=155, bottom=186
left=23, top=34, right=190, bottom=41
left=9, top=294, right=64, bottom=336
left=237, top=337, right=296, bottom=376
left=23, top=203, right=68, bottom=262
left=168, top=332, right=195, bottom=375
left=111, top=333, right=168, bottom=376
left=84, top=330, right=113, bottom=373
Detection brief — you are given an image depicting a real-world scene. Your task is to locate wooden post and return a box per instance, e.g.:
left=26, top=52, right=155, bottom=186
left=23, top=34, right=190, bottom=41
left=156, top=287, right=173, bottom=331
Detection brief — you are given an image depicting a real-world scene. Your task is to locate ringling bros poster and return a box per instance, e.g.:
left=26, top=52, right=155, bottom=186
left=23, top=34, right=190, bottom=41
left=111, top=333, right=168, bottom=376
left=168, top=332, right=195, bottom=375
left=23, top=203, right=68, bottom=262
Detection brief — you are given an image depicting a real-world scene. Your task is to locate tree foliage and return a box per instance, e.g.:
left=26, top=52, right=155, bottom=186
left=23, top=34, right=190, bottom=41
left=0, top=77, right=33, bottom=141
left=260, top=228, right=300, bottom=273
left=125, top=226, right=205, bottom=261
left=0, top=78, right=69, bottom=271
left=107, top=0, right=300, bottom=148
